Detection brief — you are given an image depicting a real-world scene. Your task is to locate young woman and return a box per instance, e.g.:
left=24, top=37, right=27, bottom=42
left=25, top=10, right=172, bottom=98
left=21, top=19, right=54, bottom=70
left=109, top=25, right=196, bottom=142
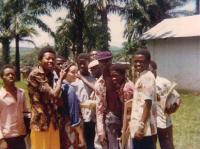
left=27, top=46, right=66, bottom=149
left=59, top=61, right=85, bottom=149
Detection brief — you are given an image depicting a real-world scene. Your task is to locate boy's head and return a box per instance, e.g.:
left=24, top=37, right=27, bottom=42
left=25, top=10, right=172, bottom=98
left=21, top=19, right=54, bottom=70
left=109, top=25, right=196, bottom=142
left=77, top=53, right=90, bottom=76
left=132, top=49, right=151, bottom=73
left=0, top=64, right=16, bottom=85
left=110, top=63, right=127, bottom=89
left=149, top=60, right=157, bottom=77
left=90, top=50, right=98, bottom=61
left=55, top=55, right=66, bottom=74
left=88, top=60, right=101, bottom=78
left=96, top=51, right=112, bottom=73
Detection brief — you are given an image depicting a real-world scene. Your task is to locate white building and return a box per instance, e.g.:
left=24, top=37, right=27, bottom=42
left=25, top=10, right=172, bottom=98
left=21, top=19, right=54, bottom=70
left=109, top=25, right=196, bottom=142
left=141, top=15, right=200, bottom=91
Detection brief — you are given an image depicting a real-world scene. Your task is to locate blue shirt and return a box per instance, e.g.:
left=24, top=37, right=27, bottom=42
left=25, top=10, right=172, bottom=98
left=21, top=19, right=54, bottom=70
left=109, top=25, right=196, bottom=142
left=58, top=83, right=81, bottom=127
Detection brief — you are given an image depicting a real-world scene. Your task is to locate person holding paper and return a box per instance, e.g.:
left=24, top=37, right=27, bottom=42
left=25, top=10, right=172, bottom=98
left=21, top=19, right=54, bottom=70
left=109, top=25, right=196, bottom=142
left=149, top=60, right=181, bottom=149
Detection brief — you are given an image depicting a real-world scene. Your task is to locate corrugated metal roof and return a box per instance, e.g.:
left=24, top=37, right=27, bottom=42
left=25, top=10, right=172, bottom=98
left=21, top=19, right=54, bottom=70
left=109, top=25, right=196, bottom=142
left=141, top=15, right=200, bottom=40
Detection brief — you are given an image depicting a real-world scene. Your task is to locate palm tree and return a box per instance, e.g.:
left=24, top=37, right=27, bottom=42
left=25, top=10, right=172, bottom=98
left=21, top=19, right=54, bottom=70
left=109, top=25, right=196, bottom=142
left=10, top=0, right=54, bottom=80
left=90, top=0, right=127, bottom=51
left=123, top=0, right=188, bottom=51
left=0, top=0, right=14, bottom=65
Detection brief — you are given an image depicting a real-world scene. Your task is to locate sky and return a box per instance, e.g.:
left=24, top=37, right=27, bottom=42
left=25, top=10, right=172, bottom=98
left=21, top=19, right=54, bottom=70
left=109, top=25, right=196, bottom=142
left=12, top=0, right=195, bottom=48
left=16, top=9, right=126, bottom=48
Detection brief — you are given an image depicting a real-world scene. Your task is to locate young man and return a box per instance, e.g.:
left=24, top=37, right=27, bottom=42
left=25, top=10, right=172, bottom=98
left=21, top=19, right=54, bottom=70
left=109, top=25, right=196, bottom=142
left=75, top=53, right=96, bottom=149
left=89, top=50, right=98, bottom=62
left=109, top=63, right=134, bottom=102
left=0, top=64, right=28, bottom=149
left=88, top=60, right=102, bottom=79
left=55, top=55, right=66, bottom=77
left=95, top=51, right=123, bottom=149
left=149, top=61, right=181, bottom=149
left=130, top=49, right=157, bottom=149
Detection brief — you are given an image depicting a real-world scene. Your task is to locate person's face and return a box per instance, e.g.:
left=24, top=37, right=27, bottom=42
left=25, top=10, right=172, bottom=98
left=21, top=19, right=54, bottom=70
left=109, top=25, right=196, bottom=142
left=77, top=59, right=89, bottom=75
left=40, top=52, right=56, bottom=72
left=55, top=58, right=65, bottom=72
left=2, top=68, right=16, bottom=85
left=90, top=51, right=98, bottom=61
left=90, top=65, right=102, bottom=78
left=133, top=54, right=149, bottom=73
left=66, top=65, right=78, bottom=82
left=110, top=70, right=124, bottom=89
left=56, top=58, right=65, bottom=72
left=99, top=58, right=112, bottom=72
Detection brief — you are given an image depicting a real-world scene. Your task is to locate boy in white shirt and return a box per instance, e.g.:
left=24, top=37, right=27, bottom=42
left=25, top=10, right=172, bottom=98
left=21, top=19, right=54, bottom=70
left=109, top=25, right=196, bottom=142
left=149, top=61, right=181, bottom=149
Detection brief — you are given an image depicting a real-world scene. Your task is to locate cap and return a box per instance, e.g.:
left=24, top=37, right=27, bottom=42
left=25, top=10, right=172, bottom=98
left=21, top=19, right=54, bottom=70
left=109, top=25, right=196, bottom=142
left=96, top=51, right=112, bottom=61
left=88, top=60, right=99, bottom=69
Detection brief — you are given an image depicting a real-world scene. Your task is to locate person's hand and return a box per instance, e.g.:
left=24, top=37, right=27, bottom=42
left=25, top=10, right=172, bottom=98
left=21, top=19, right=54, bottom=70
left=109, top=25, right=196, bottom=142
left=0, top=139, right=8, bottom=149
left=76, top=73, right=84, bottom=80
left=59, top=69, right=67, bottom=80
left=165, top=103, right=178, bottom=114
left=99, top=134, right=107, bottom=146
left=134, top=128, right=144, bottom=140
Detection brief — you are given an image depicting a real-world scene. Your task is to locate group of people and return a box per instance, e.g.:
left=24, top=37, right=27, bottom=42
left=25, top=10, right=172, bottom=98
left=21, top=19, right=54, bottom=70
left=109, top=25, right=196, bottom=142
left=0, top=46, right=181, bottom=149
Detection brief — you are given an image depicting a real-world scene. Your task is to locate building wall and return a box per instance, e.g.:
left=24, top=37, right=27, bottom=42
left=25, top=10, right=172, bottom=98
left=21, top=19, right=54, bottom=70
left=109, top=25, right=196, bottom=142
left=148, top=37, right=200, bottom=91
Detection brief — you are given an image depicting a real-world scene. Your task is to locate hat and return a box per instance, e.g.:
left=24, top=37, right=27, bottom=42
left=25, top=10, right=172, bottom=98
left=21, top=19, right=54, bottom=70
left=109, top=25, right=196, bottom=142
left=96, top=51, right=112, bottom=61
left=88, top=60, right=99, bottom=69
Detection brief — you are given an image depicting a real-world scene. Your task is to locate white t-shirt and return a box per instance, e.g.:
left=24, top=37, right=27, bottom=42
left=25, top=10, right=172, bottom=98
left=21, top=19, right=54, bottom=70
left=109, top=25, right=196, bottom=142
left=130, top=70, right=157, bottom=138
left=71, top=76, right=96, bottom=122
left=156, top=76, right=180, bottom=129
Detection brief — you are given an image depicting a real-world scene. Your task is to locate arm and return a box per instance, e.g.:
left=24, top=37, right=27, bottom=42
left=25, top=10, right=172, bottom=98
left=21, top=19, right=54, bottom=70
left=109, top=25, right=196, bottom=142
left=0, top=104, right=8, bottom=149
left=74, top=124, right=86, bottom=148
left=76, top=73, right=95, bottom=91
left=134, top=75, right=155, bottom=140
left=95, top=81, right=107, bottom=145
left=28, top=69, right=66, bottom=98
left=141, top=100, right=152, bottom=124
left=134, top=100, right=152, bottom=140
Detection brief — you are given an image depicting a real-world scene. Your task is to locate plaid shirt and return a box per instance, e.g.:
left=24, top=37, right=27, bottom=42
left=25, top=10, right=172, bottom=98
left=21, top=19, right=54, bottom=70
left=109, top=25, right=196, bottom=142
left=27, top=66, right=59, bottom=131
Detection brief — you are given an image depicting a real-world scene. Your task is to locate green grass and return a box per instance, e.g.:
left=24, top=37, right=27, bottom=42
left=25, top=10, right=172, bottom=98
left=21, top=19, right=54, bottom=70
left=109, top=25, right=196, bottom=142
left=172, top=93, right=200, bottom=149
left=1, top=80, right=200, bottom=148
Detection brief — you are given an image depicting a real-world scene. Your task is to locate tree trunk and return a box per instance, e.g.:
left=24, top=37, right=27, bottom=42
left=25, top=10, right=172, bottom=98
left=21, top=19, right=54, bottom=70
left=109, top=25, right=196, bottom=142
left=196, top=0, right=200, bottom=14
left=2, top=38, right=10, bottom=65
left=15, top=34, right=20, bottom=81
left=100, top=7, right=109, bottom=51
left=74, top=0, right=84, bottom=55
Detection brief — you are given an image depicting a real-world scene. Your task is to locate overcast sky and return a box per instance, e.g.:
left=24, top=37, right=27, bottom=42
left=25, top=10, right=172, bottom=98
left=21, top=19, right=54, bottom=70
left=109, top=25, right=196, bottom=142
left=12, top=0, right=195, bottom=48
left=14, top=8, right=126, bottom=48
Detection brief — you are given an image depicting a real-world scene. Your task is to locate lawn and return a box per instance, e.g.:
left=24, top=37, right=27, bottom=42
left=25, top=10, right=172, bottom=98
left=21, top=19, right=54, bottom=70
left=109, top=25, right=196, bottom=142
left=172, top=92, right=200, bottom=149
left=3, top=80, right=200, bottom=149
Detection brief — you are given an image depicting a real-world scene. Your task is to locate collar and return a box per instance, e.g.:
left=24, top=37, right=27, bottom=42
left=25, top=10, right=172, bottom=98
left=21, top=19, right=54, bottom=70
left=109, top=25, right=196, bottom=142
left=0, top=87, right=22, bottom=99
left=139, top=70, right=149, bottom=77
left=0, top=88, right=9, bottom=98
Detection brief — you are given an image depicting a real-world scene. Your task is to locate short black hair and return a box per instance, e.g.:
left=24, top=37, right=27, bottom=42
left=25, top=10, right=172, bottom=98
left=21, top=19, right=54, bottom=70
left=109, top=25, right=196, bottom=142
left=56, top=55, right=66, bottom=61
left=0, top=64, right=16, bottom=78
left=77, top=53, right=90, bottom=61
left=135, top=49, right=151, bottom=61
left=150, top=60, right=157, bottom=70
left=110, top=63, right=128, bottom=75
left=38, top=46, right=56, bottom=61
